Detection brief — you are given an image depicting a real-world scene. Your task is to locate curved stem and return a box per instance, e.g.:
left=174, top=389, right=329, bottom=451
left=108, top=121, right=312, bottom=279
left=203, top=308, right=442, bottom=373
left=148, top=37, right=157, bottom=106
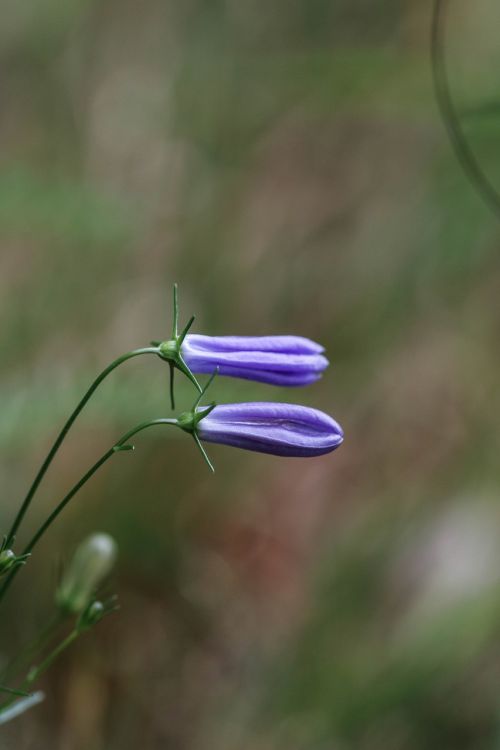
left=431, top=0, right=500, bottom=220
left=6, top=347, right=159, bottom=546
left=0, top=418, right=177, bottom=606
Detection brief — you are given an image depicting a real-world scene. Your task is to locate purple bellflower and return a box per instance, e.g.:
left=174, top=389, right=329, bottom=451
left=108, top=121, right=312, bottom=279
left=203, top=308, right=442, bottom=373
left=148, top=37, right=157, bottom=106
left=181, top=335, right=329, bottom=387
left=196, top=403, right=343, bottom=457
left=154, top=286, right=330, bottom=409
left=175, top=377, right=343, bottom=469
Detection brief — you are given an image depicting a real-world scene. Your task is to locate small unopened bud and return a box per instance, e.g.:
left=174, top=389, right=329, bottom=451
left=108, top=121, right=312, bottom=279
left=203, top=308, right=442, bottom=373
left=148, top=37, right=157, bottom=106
left=57, top=533, right=117, bottom=614
left=0, top=550, right=16, bottom=574
left=77, top=600, right=105, bottom=631
left=77, top=596, right=118, bottom=632
left=0, top=549, right=30, bottom=576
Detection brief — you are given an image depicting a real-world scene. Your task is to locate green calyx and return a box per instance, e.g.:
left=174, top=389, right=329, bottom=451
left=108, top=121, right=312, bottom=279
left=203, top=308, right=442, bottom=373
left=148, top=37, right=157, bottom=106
left=177, top=410, right=196, bottom=432
left=174, top=368, right=219, bottom=472
left=0, top=550, right=17, bottom=576
left=152, top=284, right=202, bottom=409
left=158, top=340, right=178, bottom=359
left=0, top=537, right=30, bottom=576
left=77, top=596, right=118, bottom=633
left=177, top=404, right=216, bottom=435
left=176, top=404, right=216, bottom=472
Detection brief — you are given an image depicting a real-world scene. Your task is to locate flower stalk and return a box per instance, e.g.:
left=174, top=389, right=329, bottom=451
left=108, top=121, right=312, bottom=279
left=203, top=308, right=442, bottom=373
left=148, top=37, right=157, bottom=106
left=0, top=419, right=177, bottom=605
left=5, top=346, right=161, bottom=548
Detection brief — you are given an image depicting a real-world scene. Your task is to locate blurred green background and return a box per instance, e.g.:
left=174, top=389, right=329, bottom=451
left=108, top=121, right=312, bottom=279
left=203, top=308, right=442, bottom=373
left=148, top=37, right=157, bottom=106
left=2, top=0, right=500, bottom=748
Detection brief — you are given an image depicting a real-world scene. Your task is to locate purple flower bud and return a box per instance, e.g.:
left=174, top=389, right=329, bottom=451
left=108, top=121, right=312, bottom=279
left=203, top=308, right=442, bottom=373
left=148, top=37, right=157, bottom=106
left=196, top=402, right=343, bottom=457
left=181, top=335, right=329, bottom=386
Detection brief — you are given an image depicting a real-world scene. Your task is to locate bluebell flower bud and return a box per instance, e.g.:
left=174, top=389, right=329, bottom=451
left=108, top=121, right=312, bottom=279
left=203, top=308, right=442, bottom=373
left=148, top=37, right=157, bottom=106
left=181, top=335, right=329, bottom=386
left=194, top=402, right=343, bottom=457
left=57, top=533, right=117, bottom=614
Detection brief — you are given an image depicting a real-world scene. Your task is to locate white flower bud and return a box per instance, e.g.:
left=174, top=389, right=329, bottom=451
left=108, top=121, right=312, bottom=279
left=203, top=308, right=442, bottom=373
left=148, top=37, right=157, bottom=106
left=57, top=533, right=117, bottom=614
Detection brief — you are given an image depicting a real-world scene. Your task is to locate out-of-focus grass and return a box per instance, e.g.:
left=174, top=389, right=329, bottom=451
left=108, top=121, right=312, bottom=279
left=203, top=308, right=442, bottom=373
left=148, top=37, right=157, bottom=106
left=2, top=1, right=500, bottom=748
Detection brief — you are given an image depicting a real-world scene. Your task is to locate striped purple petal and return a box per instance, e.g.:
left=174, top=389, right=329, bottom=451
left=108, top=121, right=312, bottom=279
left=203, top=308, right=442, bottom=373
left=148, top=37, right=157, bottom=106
left=182, top=335, right=329, bottom=387
left=197, top=402, right=343, bottom=457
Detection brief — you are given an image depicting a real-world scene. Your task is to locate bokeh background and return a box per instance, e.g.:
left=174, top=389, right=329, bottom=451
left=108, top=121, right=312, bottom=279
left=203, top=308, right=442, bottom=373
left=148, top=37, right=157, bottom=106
left=2, top=1, right=500, bottom=748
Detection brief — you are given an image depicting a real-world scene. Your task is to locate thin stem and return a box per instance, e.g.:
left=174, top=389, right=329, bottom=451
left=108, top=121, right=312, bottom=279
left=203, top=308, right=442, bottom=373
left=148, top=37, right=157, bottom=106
left=6, top=347, right=159, bottom=547
left=1, top=613, right=64, bottom=683
left=172, top=283, right=179, bottom=338
left=169, top=363, right=175, bottom=410
left=0, top=419, right=177, bottom=606
left=0, top=625, right=75, bottom=715
left=25, top=630, right=79, bottom=687
left=0, top=687, right=29, bottom=698
left=431, top=0, right=500, bottom=220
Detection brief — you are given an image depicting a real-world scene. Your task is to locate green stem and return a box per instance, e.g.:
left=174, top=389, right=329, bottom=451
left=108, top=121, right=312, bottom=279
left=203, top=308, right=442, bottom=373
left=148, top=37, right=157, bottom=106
left=1, top=613, right=64, bottom=683
left=169, top=363, right=175, bottom=411
left=25, top=630, right=79, bottom=688
left=0, top=418, right=177, bottom=606
left=0, top=686, right=29, bottom=698
left=6, top=347, right=159, bottom=547
left=172, top=282, right=179, bottom=339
